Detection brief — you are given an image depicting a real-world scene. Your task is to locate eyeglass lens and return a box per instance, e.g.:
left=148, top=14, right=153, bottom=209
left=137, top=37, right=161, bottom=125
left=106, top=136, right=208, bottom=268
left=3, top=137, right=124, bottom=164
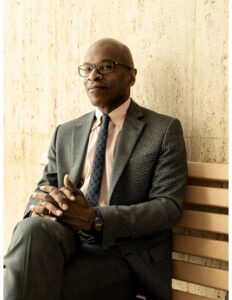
left=79, top=61, right=115, bottom=77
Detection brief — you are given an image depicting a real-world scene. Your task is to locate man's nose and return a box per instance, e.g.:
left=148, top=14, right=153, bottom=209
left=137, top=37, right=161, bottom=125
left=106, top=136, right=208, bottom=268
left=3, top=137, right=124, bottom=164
left=88, top=68, right=103, bottom=81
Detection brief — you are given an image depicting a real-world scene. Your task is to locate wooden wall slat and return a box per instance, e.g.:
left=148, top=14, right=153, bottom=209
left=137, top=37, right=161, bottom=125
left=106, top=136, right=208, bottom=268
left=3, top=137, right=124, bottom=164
left=187, top=162, right=228, bottom=181
left=137, top=289, right=214, bottom=300
left=172, top=289, right=213, bottom=300
left=173, top=234, right=228, bottom=261
left=177, top=210, right=228, bottom=234
left=173, top=260, right=228, bottom=290
left=186, top=186, right=228, bottom=208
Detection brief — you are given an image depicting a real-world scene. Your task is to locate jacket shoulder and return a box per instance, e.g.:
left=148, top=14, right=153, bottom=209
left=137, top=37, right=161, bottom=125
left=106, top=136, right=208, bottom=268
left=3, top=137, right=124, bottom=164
left=58, top=111, right=94, bottom=129
left=137, top=104, right=179, bottom=128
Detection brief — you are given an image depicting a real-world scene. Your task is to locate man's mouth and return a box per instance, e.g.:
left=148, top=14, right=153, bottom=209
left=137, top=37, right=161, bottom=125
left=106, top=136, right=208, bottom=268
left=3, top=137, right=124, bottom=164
left=88, top=85, right=107, bottom=91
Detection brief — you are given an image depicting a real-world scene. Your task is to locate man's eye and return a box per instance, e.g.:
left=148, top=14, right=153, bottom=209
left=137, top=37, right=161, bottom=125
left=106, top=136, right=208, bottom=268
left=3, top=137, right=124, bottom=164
left=83, top=65, right=92, bottom=72
left=99, top=64, right=113, bottom=72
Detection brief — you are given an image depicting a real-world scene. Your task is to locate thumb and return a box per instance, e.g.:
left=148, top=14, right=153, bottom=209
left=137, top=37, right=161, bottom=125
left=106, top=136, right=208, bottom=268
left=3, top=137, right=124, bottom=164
left=63, top=174, right=77, bottom=193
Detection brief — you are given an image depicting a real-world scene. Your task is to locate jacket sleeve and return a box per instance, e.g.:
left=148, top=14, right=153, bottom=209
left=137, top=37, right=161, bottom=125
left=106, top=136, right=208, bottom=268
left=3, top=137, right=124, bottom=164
left=24, top=126, right=60, bottom=217
left=99, top=118, right=187, bottom=248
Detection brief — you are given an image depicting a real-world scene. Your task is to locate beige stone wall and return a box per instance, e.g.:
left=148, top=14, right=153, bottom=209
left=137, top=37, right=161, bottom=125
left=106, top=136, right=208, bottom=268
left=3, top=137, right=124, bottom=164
left=4, top=0, right=228, bottom=298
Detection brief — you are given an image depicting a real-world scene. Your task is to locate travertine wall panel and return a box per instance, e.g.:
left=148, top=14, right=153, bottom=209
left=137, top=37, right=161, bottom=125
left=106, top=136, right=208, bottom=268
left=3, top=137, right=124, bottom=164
left=4, top=1, right=228, bottom=298
left=192, top=0, right=228, bottom=162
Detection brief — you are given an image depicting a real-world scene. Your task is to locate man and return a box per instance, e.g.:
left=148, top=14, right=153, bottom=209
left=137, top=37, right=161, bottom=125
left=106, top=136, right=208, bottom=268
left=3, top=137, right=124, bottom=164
left=4, top=38, right=187, bottom=300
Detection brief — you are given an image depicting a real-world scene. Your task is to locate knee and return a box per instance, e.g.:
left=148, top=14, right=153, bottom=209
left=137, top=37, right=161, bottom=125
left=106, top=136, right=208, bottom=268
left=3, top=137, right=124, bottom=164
left=12, top=217, right=64, bottom=241
left=7, top=217, right=77, bottom=262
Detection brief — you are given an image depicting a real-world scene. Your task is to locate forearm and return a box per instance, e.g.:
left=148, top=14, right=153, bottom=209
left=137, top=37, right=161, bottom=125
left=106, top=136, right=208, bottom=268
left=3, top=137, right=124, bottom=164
left=99, top=196, right=182, bottom=248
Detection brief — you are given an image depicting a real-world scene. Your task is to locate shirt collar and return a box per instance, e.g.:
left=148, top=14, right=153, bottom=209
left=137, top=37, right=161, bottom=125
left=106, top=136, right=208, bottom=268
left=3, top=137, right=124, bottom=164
left=94, top=98, right=131, bottom=128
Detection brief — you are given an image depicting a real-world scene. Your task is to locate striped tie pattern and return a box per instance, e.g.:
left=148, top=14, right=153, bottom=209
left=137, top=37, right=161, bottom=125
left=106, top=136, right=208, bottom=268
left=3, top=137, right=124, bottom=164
left=86, top=114, right=110, bottom=206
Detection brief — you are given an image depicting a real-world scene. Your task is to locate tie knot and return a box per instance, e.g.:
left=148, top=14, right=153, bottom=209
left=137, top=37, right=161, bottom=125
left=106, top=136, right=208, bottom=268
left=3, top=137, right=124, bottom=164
left=101, top=114, right=110, bottom=125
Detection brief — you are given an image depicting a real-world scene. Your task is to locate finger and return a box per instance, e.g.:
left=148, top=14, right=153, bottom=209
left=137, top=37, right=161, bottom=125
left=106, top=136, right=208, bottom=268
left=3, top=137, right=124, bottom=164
left=31, top=206, right=57, bottom=221
left=60, top=187, right=76, bottom=202
left=33, top=191, right=67, bottom=211
left=63, top=175, right=84, bottom=195
left=43, top=215, right=57, bottom=221
left=31, top=204, right=56, bottom=217
left=38, top=187, right=69, bottom=211
left=39, top=185, right=58, bottom=194
left=31, top=211, right=41, bottom=218
left=40, top=201, right=63, bottom=217
left=48, top=189, right=69, bottom=210
left=63, top=175, right=77, bottom=193
left=30, top=204, right=47, bottom=215
left=33, top=191, right=56, bottom=203
left=30, top=204, right=37, bottom=211
left=33, top=191, right=67, bottom=212
left=64, top=175, right=85, bottom=197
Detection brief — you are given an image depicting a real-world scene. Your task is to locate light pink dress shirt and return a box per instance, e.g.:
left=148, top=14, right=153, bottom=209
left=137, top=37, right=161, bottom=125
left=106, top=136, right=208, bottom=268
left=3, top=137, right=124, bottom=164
left=80, top=98, right=131, bottom=206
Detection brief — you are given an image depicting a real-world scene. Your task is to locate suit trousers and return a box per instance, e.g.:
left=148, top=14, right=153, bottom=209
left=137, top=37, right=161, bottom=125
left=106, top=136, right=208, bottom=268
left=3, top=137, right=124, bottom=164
left=4, top=217, right=137, bottom=300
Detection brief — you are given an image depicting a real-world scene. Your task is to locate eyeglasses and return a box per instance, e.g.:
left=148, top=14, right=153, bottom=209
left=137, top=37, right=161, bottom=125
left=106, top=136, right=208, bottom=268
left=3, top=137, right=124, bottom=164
left=78, top=60, right=132, bottom=77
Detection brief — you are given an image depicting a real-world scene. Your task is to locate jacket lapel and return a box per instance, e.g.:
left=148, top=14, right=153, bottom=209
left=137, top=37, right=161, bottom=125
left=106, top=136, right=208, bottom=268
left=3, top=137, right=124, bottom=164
left=109, top=101, right=145, bottom=200
left=69, top=112, right=95, bottom=186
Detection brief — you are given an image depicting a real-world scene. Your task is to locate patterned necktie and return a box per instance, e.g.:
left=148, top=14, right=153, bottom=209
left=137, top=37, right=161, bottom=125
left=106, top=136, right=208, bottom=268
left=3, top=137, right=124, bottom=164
left=86, top=114, right=110, bottom=206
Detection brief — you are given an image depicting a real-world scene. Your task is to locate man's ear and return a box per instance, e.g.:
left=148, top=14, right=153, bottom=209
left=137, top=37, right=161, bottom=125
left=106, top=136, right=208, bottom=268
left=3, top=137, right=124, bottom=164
left=129, top=68, right=137, bottom=86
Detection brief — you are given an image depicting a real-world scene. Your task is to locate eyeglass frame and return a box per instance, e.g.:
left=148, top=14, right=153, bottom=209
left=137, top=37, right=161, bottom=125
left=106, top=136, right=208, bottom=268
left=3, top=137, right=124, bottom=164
left=78, top=60, right=133, bottom=77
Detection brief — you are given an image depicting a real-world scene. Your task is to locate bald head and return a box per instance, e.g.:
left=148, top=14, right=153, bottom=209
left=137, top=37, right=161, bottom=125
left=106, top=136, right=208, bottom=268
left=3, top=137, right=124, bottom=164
left=82, top=38, right=137, bottom=114
left=84, top=38, right=134, bottom=68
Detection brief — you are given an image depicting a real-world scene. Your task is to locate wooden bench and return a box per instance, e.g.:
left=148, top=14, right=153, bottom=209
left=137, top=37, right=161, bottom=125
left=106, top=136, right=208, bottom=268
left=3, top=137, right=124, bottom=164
left=40, top=156, right=228, bottom=299
left=137, top=161, right=228, bottom=300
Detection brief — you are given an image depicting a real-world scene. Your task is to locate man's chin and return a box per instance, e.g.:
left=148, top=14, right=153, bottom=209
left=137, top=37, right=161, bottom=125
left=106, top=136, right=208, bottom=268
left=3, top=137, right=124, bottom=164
left=89, top=97, right=108, bottom=107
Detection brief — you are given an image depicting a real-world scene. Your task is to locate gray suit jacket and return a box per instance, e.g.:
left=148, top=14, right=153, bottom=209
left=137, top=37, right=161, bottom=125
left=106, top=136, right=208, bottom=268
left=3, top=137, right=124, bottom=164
left=26, top=100, right=187, bottom=299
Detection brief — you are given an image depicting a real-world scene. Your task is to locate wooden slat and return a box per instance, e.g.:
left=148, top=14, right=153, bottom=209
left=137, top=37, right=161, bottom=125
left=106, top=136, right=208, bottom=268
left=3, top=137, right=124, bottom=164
left=177, top=210, right=228, bottom=234
left=137, top=289, right=214, bottom=300
left=172, top=289, right=213, bottom=300
left=186, top=186, right=228, bottom=208
left=173, top=234, right=228, bottom=261
left=173, top=260, right=228, bottom=290
left=187, top=162, right=228, bottom=181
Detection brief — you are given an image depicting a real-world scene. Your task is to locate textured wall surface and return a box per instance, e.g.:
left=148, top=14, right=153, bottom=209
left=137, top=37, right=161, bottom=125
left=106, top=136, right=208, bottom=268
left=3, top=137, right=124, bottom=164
left=4, top=0, right=228, bottom=298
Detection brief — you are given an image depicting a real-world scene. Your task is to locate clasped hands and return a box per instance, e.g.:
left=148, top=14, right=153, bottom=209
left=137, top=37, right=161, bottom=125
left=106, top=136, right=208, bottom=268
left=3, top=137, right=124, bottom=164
left=30, top=175, right=96, bottom=231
